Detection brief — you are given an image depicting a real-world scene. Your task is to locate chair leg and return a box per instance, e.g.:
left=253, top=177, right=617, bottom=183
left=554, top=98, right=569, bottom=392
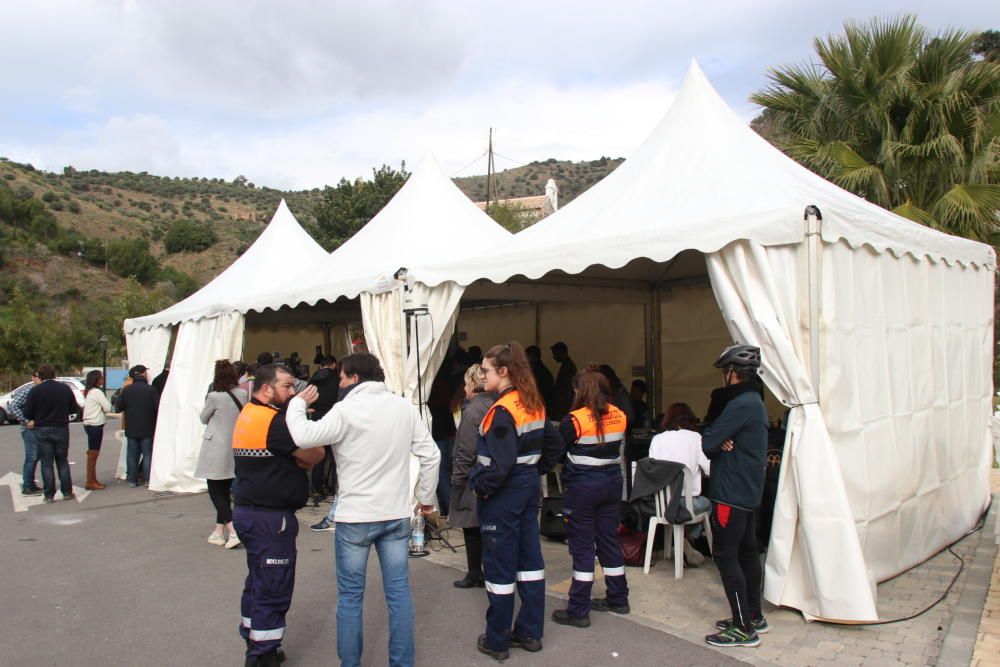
left=674, top=525, right=684, bottom=579
left=704, top=515, right=713, bottom=553
left=643, top=517, right=658, bottom=574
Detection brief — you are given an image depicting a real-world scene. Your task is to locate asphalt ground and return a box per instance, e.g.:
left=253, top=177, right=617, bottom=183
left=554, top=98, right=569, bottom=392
left=0, top=422, right=746, bottom=666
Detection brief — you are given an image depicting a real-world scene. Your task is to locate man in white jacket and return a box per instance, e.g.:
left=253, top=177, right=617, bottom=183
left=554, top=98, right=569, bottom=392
left=286, top=352, right=439, bottom=667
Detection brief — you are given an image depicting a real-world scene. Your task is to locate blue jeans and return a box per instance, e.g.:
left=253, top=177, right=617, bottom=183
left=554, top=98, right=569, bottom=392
left=34, top=426, right=72, bottom=498
left=126, top=437, right=153, bottom=485
left=20, top=427, right=40, bottom=492
left=335, top=518, right=414, bottom=667
left=435, top=438, right=453, bottom=515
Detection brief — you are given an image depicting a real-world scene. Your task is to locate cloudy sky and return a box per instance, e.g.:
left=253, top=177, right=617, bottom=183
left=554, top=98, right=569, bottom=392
left=1, top=1, right=995, bottom=190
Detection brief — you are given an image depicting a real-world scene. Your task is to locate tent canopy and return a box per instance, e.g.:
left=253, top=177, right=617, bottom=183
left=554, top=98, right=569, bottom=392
left=412, top=60, right=993, bottom=289
left=123, top=200, right=329, bottom=333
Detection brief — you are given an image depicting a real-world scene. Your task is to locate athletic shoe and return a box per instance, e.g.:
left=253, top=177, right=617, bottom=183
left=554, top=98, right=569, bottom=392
left=63, top=493, right=76, bottom=501
left=43, top=496, right=55, bottom=504
left=477, top=634, right=509, bottom=661
left=225, top=533, right=242, bottom=549
left=705, top=625, right=761, bottom=648
left=715, top=617, right=769, bottom=634
left=207, top=532, right=226, bottom=546
left=310, top=517, right=335, bottom=532
left=21, top=488, right=42, bottom=496
left=508, top=634, right=542, bottom=652
left=591, top=598, right=630, bottom=615
left=551, top=609, right=590, bottom=628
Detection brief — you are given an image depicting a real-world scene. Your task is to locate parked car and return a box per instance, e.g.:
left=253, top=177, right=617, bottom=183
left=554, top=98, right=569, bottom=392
left=0, top=377, right=86, bottom=424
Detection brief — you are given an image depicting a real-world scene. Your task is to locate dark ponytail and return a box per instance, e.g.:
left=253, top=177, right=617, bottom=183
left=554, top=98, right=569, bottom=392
left=483, top=341, right=544, bottom=414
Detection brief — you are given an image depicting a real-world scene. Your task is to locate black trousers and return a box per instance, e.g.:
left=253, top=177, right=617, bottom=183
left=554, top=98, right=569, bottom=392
left=710, top=502, right=762, bottom=630
left=463, top=527, right=483, bottom=575
left=207, top=478, right=234, bottom=524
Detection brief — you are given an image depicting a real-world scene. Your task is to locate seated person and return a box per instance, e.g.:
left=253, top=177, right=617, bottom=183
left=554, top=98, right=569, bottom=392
left=648, top=402, right=711, bottom=516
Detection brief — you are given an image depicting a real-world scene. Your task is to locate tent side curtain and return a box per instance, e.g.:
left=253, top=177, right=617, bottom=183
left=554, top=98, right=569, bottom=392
left=707, top=240, right=878, bottom=622
left=125, top=325, right=172, bottom=381
left=149, top=312, right=244, bottom=493
left=361, top=289, right=406, bottom=394
left=819, top=240, right=994, bottom=581
left=403, top=282, right=465, bottom=412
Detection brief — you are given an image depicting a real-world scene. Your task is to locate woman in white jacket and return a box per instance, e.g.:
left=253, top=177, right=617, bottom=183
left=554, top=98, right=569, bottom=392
left=195, top=360, right=247, bottom=549
left=82, top=370, right=118, bottom=490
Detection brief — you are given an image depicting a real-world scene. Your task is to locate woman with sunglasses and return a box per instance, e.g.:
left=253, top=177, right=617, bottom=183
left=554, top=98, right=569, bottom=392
left=551, top=366, right=630, bottom=628
left=470, top=342, right=563, bottom=661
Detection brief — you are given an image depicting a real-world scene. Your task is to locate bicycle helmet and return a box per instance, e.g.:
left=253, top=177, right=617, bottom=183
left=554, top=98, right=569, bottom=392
left=714, top=344, right=761, bottom=369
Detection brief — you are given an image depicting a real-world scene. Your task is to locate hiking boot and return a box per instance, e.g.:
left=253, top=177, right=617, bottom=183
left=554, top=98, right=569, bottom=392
left=244, top=649, right=282, bottom=667
left=310, top=517, right=335, bottom=532
left=715, top=616, right=769, bottom=634
left=705, top=625, right=761, bottom=647
left=477, top=634, right=508, bottom=661
left=551, top=609, right=590, bottom=628
left=509, top=633, right=542, bottom=652
left=591, top=598, right=630, bottom=615
left=453, top=572, right=485, bottom=588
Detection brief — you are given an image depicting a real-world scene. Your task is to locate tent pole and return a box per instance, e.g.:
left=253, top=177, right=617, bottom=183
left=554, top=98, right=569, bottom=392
left=651, top=286, right=663, bottom=420
left=398, top=283, right=408, bottom=397
left=804, top=205, right=823, bottom=398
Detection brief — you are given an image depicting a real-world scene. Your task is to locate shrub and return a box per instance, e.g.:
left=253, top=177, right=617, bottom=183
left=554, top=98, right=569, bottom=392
left=163, top=219, right=218, bottom=253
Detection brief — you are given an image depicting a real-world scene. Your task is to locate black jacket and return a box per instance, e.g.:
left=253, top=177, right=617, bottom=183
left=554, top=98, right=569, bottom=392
left=23, top=380, right=78, bottom=428
left=119, top=377, right=160, bottom=439
left=629, top=458, right=691, bottom=524
left=701, top=383, right=768, bottom=510
left=307, top=367, right=339, bottom=419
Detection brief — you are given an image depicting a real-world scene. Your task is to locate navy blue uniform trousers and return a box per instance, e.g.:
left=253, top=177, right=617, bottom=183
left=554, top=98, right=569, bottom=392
left=478, top=469, right=545, bottom=651
left=233, top=505, right=299, bottom=658
left=563, top=474, right=629, bottom=617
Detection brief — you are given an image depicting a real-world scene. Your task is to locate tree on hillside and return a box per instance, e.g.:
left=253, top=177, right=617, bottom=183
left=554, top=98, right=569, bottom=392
left=0, top=287, right=49, bottom=373
left=486, top=202, right=530, bottom=232
left=312, top=163, right=409, bottom=250
left=163, top=219, right=218, bottom=253
left=751, top=16, right=1000, bottom=241
left=108, top=238, right=159, bottom=284
left=973, top=29, right=1000, bottom=61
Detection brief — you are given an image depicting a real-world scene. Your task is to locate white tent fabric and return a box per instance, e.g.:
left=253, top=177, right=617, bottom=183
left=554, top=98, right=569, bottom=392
left=413, top=61, right=991, bottom=289
left=403, top=61, right=995, bottom=622
left=118, top=325, right=173, bottom=479
left=360, top=289, right=406, bottom=394
left=708, top=241, right=877, bottom=621
left=149, top=312, right=244, bottom=492
left=123, top=200, right=330, bottom=333
left=402, top=281, right=465, bottom=416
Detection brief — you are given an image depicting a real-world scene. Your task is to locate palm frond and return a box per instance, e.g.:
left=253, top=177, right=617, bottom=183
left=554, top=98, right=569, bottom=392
left=931, top=183, right=1000, bottom=239
left=892, top=201, right=939, bottom=227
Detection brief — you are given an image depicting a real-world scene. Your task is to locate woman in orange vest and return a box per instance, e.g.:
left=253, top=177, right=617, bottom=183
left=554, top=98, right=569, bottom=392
left=469, top=342, right=562, bottom=661
left=551, top=366, right=630, bottom=627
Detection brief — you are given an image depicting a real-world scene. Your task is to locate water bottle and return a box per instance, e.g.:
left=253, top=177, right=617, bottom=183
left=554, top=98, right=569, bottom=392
left=409, top=512, right=427, bottom=557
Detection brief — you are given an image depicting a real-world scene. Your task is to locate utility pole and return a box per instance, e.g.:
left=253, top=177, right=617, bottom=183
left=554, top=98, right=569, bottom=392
left=485, top=128, right=494, bottom=214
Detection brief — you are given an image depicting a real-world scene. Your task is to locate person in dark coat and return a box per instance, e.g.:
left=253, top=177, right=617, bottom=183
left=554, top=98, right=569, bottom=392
left=306, top=355, right=339, bottom=504
left=23, top=364, right=79, bottom=502
left=450, top=364, right=494, bottom=589
left=118, top=364, right=160, bottom=488
left=151, top=363, right=169, bottom=394
left=701, top=344, right=769, bottom=649
left=550, top=341, right=577, bottom=421
left=525, top=345, right=555, bottom=415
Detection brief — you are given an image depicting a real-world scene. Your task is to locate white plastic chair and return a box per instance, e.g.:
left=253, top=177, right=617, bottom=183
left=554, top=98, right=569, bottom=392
left=642, top=467, right=712, bottom=578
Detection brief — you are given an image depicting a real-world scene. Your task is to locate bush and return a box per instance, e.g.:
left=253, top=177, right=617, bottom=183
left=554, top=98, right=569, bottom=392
left=163, top=219, right=218, bottom=253
left=108, top=238, right=159, bottom=284
left=68, top=201, right=80, bottom=214
left=41, top=191, right=57, bottom=202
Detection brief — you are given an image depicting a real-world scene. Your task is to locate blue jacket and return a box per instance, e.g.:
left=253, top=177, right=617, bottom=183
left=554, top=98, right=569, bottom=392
left=701, top=383, right=768, bottom=510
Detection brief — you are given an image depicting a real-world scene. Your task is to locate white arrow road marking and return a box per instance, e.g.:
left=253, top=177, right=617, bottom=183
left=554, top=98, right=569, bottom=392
left=1, top=471, right=91, bottom=512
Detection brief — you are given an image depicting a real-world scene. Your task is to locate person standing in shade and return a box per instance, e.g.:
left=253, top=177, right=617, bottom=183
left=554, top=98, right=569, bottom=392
left=197, top=360, right=247, bottom=549
left=701, top=344, right=769, bottom=648
left=525, top=345, right=555, bottom=415
left=286, top=352, right=440, bottom=667
left=450, top=363, right=493, bottom=589
left=151, top=362, right=169, bottom=394
left=119, top=365, right=160, bottom=488
left=550, top=341, right=577, bottom=420
left=306, top=355, right=339, bottom=507
left=552, top=367, right=630, bottom=628
left=23, top=364, right=79, bottom=502
left=471, top=342, right=563, bottom=661
left=232, top=364, right=324, bottom=666
left=82, top=370, right=118, bottom=490
left=8, top=370, right=42, bottom=495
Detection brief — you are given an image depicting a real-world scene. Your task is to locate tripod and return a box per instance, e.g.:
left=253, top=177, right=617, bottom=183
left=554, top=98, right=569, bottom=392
left=424, top=519, right=458, bottom=553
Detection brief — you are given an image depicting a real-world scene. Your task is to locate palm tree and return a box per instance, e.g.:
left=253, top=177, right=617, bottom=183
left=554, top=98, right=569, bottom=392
left=752, top=16, right=1000, bottom=241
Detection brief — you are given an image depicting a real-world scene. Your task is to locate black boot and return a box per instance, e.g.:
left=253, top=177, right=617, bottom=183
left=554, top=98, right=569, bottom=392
left=453, top=571, right=485, bottom=588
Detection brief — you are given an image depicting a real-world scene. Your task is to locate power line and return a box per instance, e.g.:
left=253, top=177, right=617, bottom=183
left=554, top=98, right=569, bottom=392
left=450, top=150, right=488, bottom=177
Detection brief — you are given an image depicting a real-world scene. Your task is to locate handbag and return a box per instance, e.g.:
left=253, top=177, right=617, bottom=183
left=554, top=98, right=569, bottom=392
left=618, top=524, right=648, bottom=566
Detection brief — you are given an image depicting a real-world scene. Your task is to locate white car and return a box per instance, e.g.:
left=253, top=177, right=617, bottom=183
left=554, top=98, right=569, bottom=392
left=0, top=376, right=86, bottom=424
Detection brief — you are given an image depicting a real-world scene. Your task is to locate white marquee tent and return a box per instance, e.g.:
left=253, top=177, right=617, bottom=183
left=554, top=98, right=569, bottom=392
left=403, top=62, right=995, bottom=623
left=123, top=201, right=330, bottom=492
left=124, top=156, right=513, bottom=492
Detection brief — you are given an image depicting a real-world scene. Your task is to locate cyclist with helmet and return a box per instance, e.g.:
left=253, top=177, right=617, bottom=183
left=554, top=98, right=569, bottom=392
left=701, top=344, right=769, bottom=648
